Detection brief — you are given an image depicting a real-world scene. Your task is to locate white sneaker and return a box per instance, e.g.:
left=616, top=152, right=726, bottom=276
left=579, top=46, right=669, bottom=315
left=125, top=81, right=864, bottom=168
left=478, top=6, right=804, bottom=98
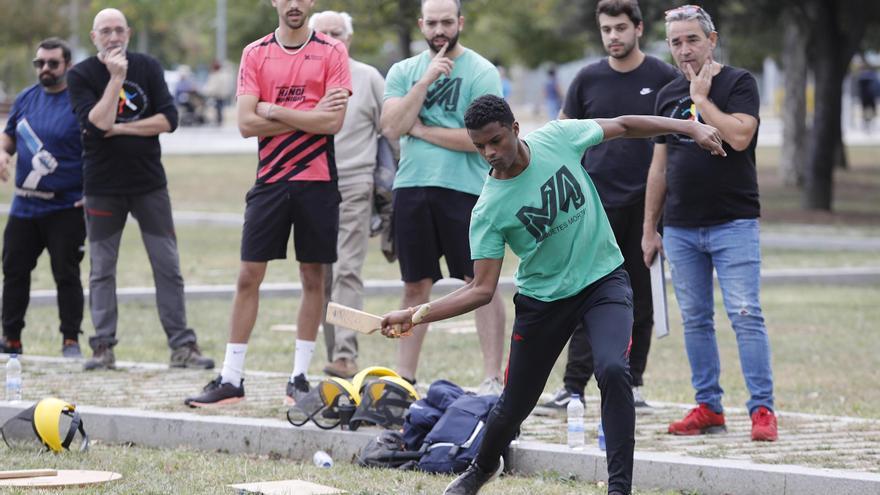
left=477, top=377, right=503, bottom=396
left=633, top=386, right=651, bottom=408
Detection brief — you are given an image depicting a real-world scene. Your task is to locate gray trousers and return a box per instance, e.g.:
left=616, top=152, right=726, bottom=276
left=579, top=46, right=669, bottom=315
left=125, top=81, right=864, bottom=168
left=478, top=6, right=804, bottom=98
left=84, top=188, right=195, bottom=351
left=323, top=179, right=373, bottom=361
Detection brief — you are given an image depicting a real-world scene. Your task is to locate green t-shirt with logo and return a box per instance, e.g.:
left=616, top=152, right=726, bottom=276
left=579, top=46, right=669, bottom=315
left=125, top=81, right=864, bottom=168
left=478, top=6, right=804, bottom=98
left=384, top=49, right=502, bottom=195
left=469, top=120, right=624, bottom=302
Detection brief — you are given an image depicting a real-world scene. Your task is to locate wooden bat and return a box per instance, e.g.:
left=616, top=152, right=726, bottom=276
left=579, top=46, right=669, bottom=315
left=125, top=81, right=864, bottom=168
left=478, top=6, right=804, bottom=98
left=0, top=470, right=58, bottom=480
left=0, top=470, right=121, bottom=488
left=325, top=302, right=431, bottom=335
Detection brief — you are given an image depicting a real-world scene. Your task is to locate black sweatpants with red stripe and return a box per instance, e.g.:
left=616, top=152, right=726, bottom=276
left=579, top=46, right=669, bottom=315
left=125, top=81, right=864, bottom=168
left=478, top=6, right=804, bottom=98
left=475, top=267, right=635, bottom=495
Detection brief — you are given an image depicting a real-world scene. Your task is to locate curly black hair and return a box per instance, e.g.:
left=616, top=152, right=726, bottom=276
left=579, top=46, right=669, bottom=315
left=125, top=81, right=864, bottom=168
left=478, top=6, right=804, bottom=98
left=464, top=94, right=515, bottom=130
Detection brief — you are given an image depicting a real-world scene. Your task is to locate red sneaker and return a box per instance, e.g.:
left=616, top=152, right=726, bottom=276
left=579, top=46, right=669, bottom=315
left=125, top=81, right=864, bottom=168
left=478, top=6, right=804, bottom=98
left=668, top=403, right=727, bottom=435
left=750, top=406, right=778, bottom=441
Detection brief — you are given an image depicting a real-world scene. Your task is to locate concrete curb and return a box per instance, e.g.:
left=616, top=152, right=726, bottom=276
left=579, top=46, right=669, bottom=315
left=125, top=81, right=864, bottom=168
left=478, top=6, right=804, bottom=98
left=509, top=441, right=880, bottom=495
left=22, top=267, right=880, bottom=307
left=2, top=403, right=878, bottom=495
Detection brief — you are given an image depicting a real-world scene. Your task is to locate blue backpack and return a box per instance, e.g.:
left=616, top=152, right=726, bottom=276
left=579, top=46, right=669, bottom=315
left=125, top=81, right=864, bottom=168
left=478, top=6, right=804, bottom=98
left=417, top=393, right=498, bottom=474
left=402, top=380, right=465, bottom=451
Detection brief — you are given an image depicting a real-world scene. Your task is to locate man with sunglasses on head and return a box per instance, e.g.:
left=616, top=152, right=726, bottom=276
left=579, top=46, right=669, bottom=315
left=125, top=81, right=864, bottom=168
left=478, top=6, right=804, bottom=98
left=643, top=4, right=778, bottom=442
left=67, top=8, right=214, bottom=371
left=0, top=38, right=85, bottom=358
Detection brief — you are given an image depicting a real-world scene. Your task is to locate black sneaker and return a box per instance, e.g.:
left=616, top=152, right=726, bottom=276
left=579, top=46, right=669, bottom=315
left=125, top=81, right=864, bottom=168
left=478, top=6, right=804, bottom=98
left=0, top=337, right=22, bottom=354
left=185, top=376, right=245, bottom=408
left=443, top=458, right=504, bottom=495
left=284, top=373, right=310, bottom=406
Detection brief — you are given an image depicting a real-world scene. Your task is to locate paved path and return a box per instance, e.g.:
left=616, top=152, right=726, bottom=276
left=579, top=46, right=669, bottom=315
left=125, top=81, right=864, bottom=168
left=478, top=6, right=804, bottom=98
left=5, top=354, right=879, bottom=476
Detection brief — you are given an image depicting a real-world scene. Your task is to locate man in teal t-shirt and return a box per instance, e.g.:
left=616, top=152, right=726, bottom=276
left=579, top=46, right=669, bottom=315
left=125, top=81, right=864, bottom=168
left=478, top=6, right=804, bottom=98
left=379, top=0, right=506, bottom=393
left=380, top=95, right=725, bottom=495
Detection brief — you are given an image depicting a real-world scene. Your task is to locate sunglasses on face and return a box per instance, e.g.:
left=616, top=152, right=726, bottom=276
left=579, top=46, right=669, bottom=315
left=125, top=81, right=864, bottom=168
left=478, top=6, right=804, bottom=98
left=32, top=59, right=63, bottom=70
left=665, top=4, right=705, bottom=20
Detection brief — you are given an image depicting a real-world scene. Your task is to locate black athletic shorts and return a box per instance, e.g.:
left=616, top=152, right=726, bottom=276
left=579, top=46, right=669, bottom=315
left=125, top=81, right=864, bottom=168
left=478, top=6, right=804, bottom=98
left=240, top=181, right=341, bottom=263
left=392, top=186, right=479, bottom=282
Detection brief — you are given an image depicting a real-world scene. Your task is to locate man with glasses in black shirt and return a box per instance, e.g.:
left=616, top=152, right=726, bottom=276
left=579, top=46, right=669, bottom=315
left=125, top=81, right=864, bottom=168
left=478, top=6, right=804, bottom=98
left=642, top=4, right=777, bottom=442
left=68, top=8, right=214, bottom=371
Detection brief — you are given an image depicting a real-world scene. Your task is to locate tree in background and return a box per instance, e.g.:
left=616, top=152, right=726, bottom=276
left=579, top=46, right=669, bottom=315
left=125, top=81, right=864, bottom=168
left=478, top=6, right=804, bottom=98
left=2, top=0, right=880, bottom=212
left=797, top=0, right=878, bottom=211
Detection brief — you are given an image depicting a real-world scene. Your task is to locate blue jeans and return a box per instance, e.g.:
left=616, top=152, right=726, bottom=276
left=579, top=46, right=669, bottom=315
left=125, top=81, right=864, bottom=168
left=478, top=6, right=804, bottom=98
left=663, top=218, right=774, bottom=414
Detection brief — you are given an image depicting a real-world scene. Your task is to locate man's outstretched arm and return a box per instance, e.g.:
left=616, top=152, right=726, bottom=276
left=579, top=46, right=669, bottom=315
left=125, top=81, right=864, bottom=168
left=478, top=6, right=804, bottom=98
left=380, top=258, right=502, bottom=337
left=595, top=115, right=726, bottom=156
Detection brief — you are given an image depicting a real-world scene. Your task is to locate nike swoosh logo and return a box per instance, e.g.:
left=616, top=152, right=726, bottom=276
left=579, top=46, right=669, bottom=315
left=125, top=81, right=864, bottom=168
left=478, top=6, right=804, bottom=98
left=640, top=88, right=653, bottom=95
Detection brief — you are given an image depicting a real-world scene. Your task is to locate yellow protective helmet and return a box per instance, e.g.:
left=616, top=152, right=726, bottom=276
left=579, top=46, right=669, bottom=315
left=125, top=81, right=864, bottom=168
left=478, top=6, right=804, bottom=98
left=319, top=376, right=361, bottom=406
left=287, top=377, right=361, bottom=430
left=364, top=376, right=420, bottom=403
left=349, top=376, right=420, bottom=431
left=33, top=398, right=89, bottom=452
left=350, top=366, right=401, bottom=395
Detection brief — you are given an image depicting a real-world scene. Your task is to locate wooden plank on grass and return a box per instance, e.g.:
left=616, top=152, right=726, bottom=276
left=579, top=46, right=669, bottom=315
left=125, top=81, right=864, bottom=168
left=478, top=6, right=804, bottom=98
left=229, top=479, right=346, bottom=494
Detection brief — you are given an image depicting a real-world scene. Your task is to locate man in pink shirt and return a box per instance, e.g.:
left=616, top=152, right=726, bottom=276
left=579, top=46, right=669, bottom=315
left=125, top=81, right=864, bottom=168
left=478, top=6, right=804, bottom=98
left=185, top=0, right=352, bottom=408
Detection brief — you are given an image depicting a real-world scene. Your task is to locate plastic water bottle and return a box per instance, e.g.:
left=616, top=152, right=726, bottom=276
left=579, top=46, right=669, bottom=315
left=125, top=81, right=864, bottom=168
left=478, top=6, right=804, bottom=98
left=598, top=421, right=606, bottom=451
left=566, top=394, right=585, bottom=450
left=5, top=354, right=22, bottom=402
left=313, top=450, right=333, bottom=468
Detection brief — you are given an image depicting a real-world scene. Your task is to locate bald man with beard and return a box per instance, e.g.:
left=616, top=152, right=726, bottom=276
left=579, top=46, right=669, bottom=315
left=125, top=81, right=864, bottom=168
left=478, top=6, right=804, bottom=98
left=67, top=8, right=214, bottom=371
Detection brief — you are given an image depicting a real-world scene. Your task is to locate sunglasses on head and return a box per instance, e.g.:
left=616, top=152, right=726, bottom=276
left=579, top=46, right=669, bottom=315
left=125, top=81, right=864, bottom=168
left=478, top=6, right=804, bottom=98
left=32, top=59, right=62, bottom=70
left=665, top=4, right=705, bottom=20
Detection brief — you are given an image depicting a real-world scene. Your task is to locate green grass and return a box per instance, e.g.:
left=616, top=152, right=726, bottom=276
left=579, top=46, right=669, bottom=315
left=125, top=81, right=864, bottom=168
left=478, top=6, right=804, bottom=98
left=12, top=284, right=880, bottom=418
left=755, top=146, right=880, bottom=231
left=9, top=221, right=880, bottom=291
left=3, top=145, right=877, bottom=225
left=3, top=146, right=877, bottom=290
left=1, top=148, right=878, bottom=488
left=0, top=443, right=681, bottom=495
